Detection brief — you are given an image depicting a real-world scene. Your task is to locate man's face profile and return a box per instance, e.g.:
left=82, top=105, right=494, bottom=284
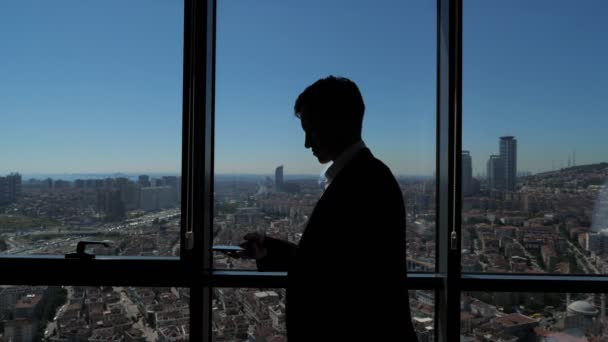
left=300, top=113, right=332, bottom=164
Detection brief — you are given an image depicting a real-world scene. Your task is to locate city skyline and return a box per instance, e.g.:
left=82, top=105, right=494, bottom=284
left=5, top=157, right=608, bottom=180
left=5, top=132, right=603, bottom=180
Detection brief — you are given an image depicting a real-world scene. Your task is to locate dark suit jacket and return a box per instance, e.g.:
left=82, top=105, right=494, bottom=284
left=257, top=148, right=418, bottom=341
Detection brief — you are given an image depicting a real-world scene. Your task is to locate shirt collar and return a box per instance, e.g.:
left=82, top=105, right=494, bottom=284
left=324, top=140, right=366, bottom=185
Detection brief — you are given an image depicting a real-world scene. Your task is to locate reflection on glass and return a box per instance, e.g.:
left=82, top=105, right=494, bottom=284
left=462, top=292, right=608, bottom=341
left=0, top=285, right=189, bottom=341
left=0, top=1, right=183, bottom=257
left=213, top=1, right=436, bottom=271
left=462, top=1, right=608, bottom=274
left=212, top=288, right=433, bottom=341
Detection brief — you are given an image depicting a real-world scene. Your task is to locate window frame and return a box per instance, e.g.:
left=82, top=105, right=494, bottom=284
left=0, top=5, right=195, bottom=276
left=203, top=0, right=608, bottom=340
left=3, top=1, right=608, bottom=341
left=0, top=0, right=203, bottom=339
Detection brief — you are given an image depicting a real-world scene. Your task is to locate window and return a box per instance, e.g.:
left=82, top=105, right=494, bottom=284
left=462, top=0, right=608, bottom=276
left=458, top=0, right=608, bottom=340
left=2, top=0, right=605, bottom=340
left=0, top=0, right=184, bottom=257
left=0, top=0, right=196, bottom=339
left=212, top=0, right=437, bottom=271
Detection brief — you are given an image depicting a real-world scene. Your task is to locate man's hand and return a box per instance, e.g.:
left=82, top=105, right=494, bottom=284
left=237, top=232, right=268, bottom=260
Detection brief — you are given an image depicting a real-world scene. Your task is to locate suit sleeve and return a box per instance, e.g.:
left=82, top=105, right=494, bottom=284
left=256, top=236, right=298, bottom=272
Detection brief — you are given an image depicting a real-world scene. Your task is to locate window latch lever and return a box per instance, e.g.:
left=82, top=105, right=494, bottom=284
left=65, top=241, right=110, bottom=260
left=450, top=230, right=458, bottom=250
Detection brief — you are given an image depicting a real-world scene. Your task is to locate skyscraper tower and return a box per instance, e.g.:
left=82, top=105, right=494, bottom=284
left=499, top=136, right=517, bottom=191
left=462, top=151, right=473, bottom=196
left=6, top=173, right=21, bottom=202
left=487, top=155, right=504, bottom=191
left=275, top=165, right=284, bottom=192
left=0, top=173, right=22, bottom=204
left=0, top=177, right=6, bottom=204
left=138, top=175, right=151, bottom=187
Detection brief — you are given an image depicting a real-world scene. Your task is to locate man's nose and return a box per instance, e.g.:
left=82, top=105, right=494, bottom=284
left=304, top=135, right=311, bottom=149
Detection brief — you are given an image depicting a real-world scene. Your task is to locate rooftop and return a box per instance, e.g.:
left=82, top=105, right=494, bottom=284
left=494, top=313, right=537, bottom=327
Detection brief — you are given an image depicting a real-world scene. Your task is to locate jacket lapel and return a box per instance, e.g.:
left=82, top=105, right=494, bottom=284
left=298, top=148, right=373, bottom=251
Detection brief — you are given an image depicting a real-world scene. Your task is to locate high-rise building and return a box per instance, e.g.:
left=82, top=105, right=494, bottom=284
left=161, top=176, right=178, bottom=188
left=462, top=151, right=473, bottom=196
left=161, top=176, right=180, bottom=203
left=115, top=179, right=140, bottom=210
left=140, top=186, right=174, bottom=211
left=275, top=165, right=284, bottom=191
left=0, top=177, right=7, bottom=204
left=0, top=173, right=22, bottom=205
left=97, top=189, right=126, bottom=221
left=500, top=136, right=517, bottom=191
left=138, top=175, right=151, bottom=187
left=485, top=136, right=517, bottom=192
left=487, top=155, right=504, bottom=191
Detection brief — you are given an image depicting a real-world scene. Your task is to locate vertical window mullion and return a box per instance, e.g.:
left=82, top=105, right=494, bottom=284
left=182, top=0, right=215, bottom=339
left=436, top=0, right=462, bottom=340
left=452, top=0, right=463, bottom=338
left=181, top=0, right=198, bottom=340
left=202, top=0, right=217, bottom=338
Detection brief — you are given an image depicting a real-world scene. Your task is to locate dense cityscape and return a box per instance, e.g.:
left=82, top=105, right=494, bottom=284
left=459, top=137, right=608, bottom=341
left=1, top=135, right=608, bottom=341
left=0, top=174, right=187, bottom=341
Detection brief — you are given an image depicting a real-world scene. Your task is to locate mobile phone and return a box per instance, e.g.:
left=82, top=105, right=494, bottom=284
left=213, top=245, right=244, bottom=253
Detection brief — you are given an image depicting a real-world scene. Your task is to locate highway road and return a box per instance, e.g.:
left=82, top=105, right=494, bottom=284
left=2, top=208, right=180, bottom=255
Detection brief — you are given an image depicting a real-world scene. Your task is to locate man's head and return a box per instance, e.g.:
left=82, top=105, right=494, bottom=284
left=294, top=76, right=365, bottom=164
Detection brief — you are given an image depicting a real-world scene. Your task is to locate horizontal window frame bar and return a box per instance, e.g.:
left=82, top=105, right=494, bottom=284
left=208, top=271, right=444, bottom=289
left=462, top=273, right=608, bottom=293
left=0, top=255, right=179, bottom=261
left=0, top=256, right=443, bottom=289
left=0, top=256, right=191, bottom=286
left=2, top=256, right=607, bottom=293
left=3, top=254, right=607, bottom=291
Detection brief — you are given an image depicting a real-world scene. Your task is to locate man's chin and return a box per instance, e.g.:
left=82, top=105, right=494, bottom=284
left=316, top=155, right=331, bottom=164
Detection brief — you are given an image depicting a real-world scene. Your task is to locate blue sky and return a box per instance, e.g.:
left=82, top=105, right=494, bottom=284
left=463, top=0, right=608, bottom=175
left=1, top=1, right=606, bottom=176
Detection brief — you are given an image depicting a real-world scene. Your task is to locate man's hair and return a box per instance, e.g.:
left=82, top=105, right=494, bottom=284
left=294, top=76, right=365, bottom=133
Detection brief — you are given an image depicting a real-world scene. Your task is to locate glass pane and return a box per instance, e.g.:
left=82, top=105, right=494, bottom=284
left=0, top=285, right=189, bottom=341
left=0, top=1, right=184, bottom=257
left=212, top=288, right=432, bottom=341
left=461, top=291, right=608, bottom=341
left=462, top=1, right=608, bottom=274
left=213, top=1, right=436, bottom=271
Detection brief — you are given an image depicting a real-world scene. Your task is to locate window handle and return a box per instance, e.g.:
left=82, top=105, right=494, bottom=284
left=65, top=241, right=110, bottom=260
left=450, top=230, right=458, bottom=250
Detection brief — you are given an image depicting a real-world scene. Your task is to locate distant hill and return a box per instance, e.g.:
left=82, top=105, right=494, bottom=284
left=520, top=162, right=608, bottom=188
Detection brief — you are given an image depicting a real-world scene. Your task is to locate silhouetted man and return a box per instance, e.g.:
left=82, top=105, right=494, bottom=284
left=240, top=76, right=418, bottom=341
